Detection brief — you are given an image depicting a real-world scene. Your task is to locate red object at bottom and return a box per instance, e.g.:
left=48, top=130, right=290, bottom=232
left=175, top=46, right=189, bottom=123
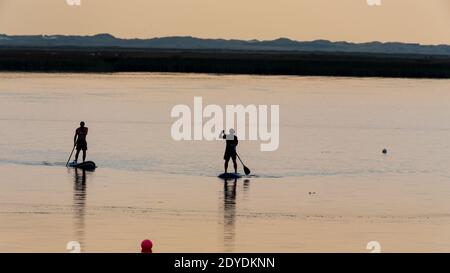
left=141, top=239, right=153, bottom=253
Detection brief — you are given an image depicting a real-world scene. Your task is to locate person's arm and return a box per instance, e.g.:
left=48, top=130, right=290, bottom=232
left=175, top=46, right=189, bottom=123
left=73, top=130, right=78, bottom=145
left=230, top=137, right=238, bottom=150
left=86, top=127, right=88, bottom=136
left=220, top=130, right=226, bottom=139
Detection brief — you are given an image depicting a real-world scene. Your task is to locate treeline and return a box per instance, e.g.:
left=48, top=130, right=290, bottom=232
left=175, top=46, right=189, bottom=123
left=0, top=47, right=450, bottom=78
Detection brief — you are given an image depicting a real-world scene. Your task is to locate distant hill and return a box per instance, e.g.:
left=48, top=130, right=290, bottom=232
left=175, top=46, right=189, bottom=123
left=1, top=34, right=450, bottom=56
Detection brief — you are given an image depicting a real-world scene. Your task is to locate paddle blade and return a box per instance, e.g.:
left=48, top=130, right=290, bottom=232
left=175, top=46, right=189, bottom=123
left=243, top=165, right=251, bottom=175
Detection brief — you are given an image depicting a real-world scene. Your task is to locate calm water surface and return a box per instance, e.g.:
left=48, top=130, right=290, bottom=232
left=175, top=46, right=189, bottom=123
left=0, top=73, right=450, bottom=252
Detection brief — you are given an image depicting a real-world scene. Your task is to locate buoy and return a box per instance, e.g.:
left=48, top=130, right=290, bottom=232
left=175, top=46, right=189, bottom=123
left=141, top=239, right=153, bottom=253
left=382, top=149, right=388, bottom=154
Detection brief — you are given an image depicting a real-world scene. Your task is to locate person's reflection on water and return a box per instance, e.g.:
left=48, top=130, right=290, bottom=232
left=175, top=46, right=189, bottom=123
left=73, top=168, right=88, bottom=250
left=222, top=178, right=237, bottom=252
left=222, top=178, right=252, bottom=252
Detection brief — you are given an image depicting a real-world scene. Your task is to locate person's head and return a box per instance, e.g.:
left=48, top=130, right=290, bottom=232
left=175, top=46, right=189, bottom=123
left=80, top=121, right=85, bottom=128
left=229, top=128, right=235, bottom=135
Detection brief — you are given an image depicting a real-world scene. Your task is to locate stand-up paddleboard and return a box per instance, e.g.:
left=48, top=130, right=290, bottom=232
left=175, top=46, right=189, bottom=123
left=218, top=173, right=242, bottom=180
left=68, top=161, right=97, bottom=171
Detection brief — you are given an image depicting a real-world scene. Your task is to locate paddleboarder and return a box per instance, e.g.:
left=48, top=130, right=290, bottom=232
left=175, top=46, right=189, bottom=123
left=73, top=121, right=88, bottom=164
left=220, top=129, right=238, bottom=174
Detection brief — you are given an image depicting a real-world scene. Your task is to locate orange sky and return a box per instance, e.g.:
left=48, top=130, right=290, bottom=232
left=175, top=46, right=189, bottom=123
left=0, top=0, right=449, bottom=44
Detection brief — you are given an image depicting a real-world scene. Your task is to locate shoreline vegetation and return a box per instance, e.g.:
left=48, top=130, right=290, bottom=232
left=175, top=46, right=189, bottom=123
left=1, top=47, right=450, bottom=78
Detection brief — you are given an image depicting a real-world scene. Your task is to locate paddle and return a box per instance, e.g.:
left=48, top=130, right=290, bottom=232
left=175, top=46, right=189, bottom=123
left=236, top=153, right=251, bottom=175
left=66, top=144, right=76, bottom=167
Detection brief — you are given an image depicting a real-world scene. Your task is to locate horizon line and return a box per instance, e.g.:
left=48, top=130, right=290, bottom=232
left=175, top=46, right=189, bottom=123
left=1, top=33, right=450, bottom=47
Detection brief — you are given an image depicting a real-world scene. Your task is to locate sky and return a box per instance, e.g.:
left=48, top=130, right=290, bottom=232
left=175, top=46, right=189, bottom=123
left=0, top=0, right=449, bottom=45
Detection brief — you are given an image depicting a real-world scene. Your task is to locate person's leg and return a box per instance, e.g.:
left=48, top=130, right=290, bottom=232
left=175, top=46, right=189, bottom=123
left=232, top=158, right=238, bottom=174
left=74, top=149, right=80, bottom=162
left=224, top=159, right=229, bottom=173
left=82, top=150, right=86, bottom=162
